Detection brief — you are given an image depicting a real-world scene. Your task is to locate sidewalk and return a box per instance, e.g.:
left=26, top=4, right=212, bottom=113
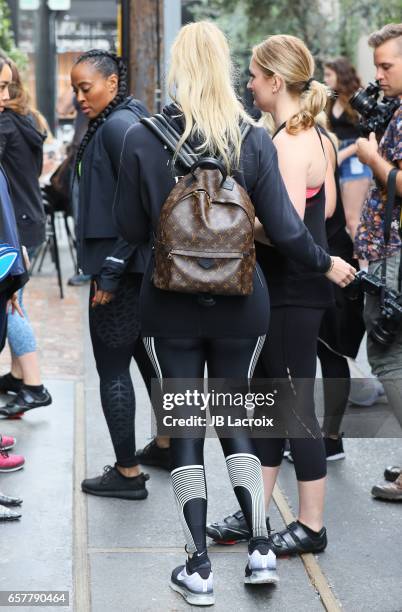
left=0, top=246, right=401, bottom=611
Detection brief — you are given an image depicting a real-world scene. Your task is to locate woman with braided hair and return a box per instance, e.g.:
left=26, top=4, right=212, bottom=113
left=71, top=49, right=153, bottom=500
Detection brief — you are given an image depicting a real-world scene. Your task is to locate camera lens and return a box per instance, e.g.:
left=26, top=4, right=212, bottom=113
left=350, top=89, right=377, bottom=116
left=369, top=318, right=398, bottom=346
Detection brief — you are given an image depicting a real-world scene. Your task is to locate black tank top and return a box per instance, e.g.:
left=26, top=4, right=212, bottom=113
left=256, top=124, right=334, bottom=309
left=329, top=109, right=359, bottom=141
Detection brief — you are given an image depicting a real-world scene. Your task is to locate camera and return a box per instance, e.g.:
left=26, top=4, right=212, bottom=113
left=349, top=81, right=400, bottom=137
left=347, top=270, right=402, bottom=346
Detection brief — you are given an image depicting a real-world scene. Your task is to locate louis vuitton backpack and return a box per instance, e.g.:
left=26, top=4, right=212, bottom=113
left=141, top=114, right=255, bottom=296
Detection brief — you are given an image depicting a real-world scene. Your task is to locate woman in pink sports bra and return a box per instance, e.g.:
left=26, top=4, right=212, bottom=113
left=251, top=34, right=335, bottom=557
left=207, top=34, right=355, bottom=558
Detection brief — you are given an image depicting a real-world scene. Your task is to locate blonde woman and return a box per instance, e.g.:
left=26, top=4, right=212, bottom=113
left=209, top=35, right=341, bottom=556
left=114, top=23, right=354, bottom=606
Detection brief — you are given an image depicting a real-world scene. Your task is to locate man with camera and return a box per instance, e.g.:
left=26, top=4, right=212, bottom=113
left=354, top=23, right=402, bottom=501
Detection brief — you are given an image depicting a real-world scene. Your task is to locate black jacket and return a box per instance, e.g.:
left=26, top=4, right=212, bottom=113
left=113, top=106, right=332, bottom=338
left=76, top=96, right=150, bottom=291
left=0, top=110, right=46, bottom=248
left=0, top=166, right=28, bottom=298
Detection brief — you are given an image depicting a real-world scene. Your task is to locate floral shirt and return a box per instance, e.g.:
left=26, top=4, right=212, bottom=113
left=354, top=105, right=402, bottom=261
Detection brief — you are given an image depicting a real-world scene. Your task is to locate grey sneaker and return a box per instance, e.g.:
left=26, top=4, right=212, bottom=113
left=371, top=474, right=402, bottom=501
left=170, top=550, right=215, bottom=606
left=245, top=536, right=279, bottom=585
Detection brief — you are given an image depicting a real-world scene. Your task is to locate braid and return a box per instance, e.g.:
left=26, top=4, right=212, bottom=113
left=75, top=50, right=128, bottom=177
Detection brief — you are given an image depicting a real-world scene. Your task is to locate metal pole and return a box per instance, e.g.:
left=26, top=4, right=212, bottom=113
left=118, top=0, right=131, bottom=91
left=35, top=0, right=57, bottom=133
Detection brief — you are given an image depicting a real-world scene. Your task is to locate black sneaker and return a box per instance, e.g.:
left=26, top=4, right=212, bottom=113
left=245, top=536, right=279, bottom=585
left=287, top=438, right=346, bottom=463
left=135, top=438, right=171, bottom=470
left=0, top=386, right=52, bottom=416
left=324, top=437, right=345, bottom=461
left=171, top=549, right=214, bottom=606
left=81, top=464, right=150, bottom=500
left=0, top=372, right=23, bottom=395
left=206, top=510, right=271, bottom=545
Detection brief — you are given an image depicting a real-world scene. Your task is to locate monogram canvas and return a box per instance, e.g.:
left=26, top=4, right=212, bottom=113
left=153, top=167, right=256, bottom=296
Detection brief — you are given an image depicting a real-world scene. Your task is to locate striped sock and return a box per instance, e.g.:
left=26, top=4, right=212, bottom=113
left=225, top=453, right=267, bottom=538
left=171, top=464, right=208, bottom=554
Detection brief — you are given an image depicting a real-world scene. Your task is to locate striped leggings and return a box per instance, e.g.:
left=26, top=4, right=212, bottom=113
left=144, top=336, right=268, bottom=554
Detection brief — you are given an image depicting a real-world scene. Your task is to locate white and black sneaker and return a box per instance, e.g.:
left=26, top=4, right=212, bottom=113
left=171, top=549, right=214, bottom=606
left=244, top=537, right=279, bottom=585
left=324, top=437, right=345, bottom=461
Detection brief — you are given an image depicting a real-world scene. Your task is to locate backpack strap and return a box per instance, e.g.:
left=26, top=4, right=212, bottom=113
left=141, top=114, right=252, bottom=172
left=141, top=114, right=197, bottom=170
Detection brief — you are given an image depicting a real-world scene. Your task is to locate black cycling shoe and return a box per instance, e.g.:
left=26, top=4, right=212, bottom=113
left=81, top=464, right=150, bottom=500
left=268, top=521, right=327, bottom=556
left=384, top=465, right=402, bottom=482
left=0, top=372, right=23, bottom=395
left=0, top=386, right=52, bottom=416
left=135, top=438, right=171, bottom=471
left=206, top=510, right=271, bottom=545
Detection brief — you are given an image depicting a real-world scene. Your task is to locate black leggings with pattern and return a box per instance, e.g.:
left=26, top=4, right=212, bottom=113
left=89, top=273, right=153, bottom=467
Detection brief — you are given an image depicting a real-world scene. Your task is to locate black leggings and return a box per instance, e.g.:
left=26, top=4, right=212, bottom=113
left=253, top=306, right=327, bottom=482
left=144, top=336, right=268, bottom=554
left=317, top=340, right=350, bottom=437
left=89, top=274, right=154, bottom=467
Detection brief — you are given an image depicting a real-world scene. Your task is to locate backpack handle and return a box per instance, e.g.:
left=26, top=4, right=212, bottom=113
left=190, top=158, right=227, bottom=186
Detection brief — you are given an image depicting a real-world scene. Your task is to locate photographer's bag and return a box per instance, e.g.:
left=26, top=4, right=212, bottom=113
left=141, top=114, right=255, bottom=296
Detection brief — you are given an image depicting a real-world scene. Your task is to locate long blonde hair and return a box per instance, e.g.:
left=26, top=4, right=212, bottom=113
left=168, top=21, right=253, bottom=172
left=253, top=34, right=329, bottom=135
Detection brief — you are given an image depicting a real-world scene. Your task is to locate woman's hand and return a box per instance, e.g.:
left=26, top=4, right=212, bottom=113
left=8, top=293, right=24, bottom=317
left=325, top=256, right=356, bottom=287
left=91, top=281, right=115, bottom=307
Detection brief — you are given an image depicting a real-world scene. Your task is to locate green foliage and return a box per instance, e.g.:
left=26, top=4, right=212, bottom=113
left=0, top=0, right=28, bottom=70
left=185, top=0, right=402, bottom=74
left=0, top=0, right=14, bottom=52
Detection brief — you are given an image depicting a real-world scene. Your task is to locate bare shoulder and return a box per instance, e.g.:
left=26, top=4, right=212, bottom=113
left=274, top=129, right=309, bottom=168
left=274, top=128, right=313, bottom=151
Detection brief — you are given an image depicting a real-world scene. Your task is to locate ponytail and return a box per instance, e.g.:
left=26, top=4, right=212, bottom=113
left=286, top=80, right=329, bottom=135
